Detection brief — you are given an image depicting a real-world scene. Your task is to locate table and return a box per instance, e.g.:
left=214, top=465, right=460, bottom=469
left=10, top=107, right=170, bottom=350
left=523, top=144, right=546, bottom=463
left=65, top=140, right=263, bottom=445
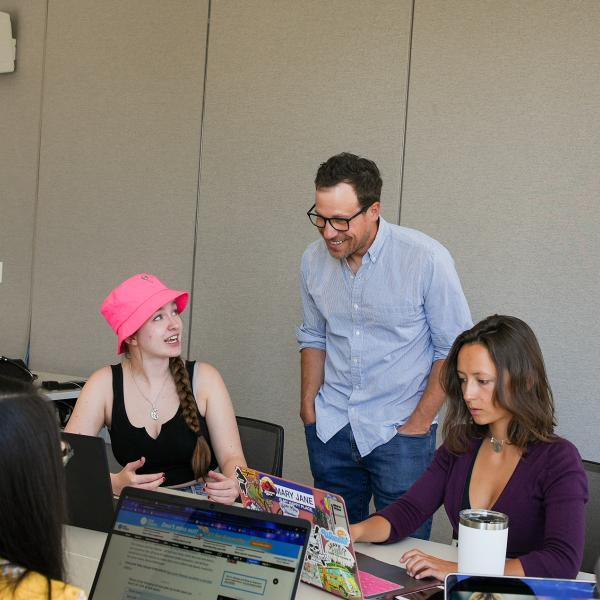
left=34, top=371, right=119, bottom=442
left=35, top=370, right=85, bottom=402
left=64, top=524, right=449, bottom=598
left=64, top=523, right=594, bottom=598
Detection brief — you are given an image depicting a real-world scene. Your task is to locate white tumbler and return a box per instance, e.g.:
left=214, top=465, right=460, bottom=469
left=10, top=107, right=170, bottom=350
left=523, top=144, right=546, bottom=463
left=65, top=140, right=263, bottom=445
left=458, top=509, right=509, bottom=575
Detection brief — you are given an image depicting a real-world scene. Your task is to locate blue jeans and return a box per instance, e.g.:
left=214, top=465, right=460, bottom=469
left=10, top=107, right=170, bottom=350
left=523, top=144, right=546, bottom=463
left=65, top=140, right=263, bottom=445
left=305, top=422, right=437, bottom=539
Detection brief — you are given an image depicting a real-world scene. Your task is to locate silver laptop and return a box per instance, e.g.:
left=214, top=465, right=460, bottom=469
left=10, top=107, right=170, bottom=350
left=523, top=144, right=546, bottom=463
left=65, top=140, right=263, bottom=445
left=89, top=486, right=312, bottom=600
left=236, top=466, right=439, bottom=599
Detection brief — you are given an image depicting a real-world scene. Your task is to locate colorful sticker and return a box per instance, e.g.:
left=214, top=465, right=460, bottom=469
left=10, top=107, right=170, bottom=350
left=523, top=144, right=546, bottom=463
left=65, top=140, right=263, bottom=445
left=324, top=541, right=355, bottom=568
left=235, top=467, right=361, bottom=599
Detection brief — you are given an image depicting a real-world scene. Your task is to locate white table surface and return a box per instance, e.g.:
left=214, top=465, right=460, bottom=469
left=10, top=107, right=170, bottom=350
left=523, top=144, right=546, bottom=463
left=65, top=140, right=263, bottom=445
left=65, top=522, right=594, bottom=598
left=35, top=370, right=86, bottom=401
left=65, top=485, right=454, bottom=596
left=64, top=524, right=450, bottom=599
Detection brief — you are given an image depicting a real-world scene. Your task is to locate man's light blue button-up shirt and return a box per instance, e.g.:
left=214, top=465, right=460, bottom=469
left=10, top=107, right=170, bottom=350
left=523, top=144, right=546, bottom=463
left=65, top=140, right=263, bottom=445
left=297, top=217, right=472, bottom=457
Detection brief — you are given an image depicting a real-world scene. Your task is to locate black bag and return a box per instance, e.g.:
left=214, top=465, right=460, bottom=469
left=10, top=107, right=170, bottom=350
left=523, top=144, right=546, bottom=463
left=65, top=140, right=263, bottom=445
left=0, top=356, right=35, bottom=382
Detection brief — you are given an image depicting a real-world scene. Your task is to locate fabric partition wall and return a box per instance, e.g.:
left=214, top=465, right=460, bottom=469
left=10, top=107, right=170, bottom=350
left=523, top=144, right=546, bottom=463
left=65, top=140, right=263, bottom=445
left=400, top=0, right=600, bottom=461
left=190, top=0, right=413, bottom=483
left=29, top=1, right=209, bottom=374
left=0, top=1, right=47, bottom=358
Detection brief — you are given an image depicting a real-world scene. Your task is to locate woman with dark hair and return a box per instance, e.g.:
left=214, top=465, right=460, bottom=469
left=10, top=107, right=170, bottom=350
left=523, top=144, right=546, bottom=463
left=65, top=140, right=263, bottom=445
left=0, top=377, right=85, bottom=599
left=350, top=315, right=587, bottom=579
left=65, top=273, right=246, bottom=501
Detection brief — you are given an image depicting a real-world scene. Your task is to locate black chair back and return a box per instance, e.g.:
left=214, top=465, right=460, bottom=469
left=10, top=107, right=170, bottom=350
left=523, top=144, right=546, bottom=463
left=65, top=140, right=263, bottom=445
left=583, top=460, right=600, bottom=573
left=236, top=416, right=284, bottom=477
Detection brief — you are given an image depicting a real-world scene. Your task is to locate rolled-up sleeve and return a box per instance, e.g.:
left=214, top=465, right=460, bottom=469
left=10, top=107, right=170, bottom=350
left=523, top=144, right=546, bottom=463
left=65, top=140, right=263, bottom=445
left=296, top=260, right=326, bottom=351
left=423, top=247, right=472, bottom=361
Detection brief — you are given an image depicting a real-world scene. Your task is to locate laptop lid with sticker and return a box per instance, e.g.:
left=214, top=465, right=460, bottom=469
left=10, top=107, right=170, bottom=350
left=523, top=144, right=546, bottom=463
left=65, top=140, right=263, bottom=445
left=235, top=466, right=422, bottom=599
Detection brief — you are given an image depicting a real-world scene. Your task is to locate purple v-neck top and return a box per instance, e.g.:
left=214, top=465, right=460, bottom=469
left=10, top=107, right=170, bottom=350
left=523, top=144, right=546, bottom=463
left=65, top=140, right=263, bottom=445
left=377, top=436, right=588, bottom=578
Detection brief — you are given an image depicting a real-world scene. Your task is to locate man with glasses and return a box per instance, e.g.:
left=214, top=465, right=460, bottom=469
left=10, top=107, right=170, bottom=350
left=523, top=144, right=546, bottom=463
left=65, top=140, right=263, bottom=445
left=297, top=152, right=472, bottom=537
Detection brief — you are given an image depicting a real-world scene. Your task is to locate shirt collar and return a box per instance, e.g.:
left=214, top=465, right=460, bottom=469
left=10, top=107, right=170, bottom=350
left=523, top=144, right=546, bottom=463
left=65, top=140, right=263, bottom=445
left=365, top=216, right=390, bottom=263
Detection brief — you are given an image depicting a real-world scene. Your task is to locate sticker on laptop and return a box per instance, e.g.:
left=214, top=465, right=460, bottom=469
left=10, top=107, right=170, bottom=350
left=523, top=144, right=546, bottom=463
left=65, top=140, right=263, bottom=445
left=236, top=466, right=361, bottom=599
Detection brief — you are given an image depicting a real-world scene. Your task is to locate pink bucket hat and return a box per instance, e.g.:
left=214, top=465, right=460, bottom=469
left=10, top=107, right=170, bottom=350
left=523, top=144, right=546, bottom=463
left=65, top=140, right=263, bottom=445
left=100, top=273, right=189, bottom=354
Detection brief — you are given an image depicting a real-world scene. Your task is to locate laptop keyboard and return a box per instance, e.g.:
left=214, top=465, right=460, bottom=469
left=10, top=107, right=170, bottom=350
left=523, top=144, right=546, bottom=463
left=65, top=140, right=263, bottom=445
left=358, top=568, right=402, bottom=596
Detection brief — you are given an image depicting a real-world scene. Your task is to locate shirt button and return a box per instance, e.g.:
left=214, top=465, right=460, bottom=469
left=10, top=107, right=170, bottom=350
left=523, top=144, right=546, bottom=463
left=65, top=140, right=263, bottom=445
left=355, top=330, right=360, bottom=336
left=353, top=304, right=358, bottom=310
left=353, top=358, right=358, bottom=364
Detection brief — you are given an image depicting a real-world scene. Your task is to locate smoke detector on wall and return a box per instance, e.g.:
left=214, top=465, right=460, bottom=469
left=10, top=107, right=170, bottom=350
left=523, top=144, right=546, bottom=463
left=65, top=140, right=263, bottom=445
left=0, top=12, right=16, bottom=73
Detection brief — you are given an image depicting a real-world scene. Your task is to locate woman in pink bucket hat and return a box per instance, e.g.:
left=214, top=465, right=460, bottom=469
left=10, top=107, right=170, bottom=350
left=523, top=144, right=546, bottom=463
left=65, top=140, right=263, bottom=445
left=65, top=273, right=246, bottom=502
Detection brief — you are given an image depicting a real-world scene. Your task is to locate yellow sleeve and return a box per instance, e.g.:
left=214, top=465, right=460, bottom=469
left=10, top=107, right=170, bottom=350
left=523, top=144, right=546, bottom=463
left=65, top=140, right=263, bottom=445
left=0, top=572, right=86, bottom=600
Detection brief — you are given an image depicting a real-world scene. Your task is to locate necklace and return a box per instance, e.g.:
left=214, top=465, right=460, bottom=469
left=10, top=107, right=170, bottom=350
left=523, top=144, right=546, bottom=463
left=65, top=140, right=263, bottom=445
left=129, top=362, right=170, bottom=421
left=488, top=435, right=510, bottom=453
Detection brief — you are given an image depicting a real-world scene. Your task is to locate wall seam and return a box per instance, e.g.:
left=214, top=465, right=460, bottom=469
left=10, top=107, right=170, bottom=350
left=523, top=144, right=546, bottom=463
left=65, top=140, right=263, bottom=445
left=25, top=0, right=50, bottom=366
left=397, top=0, right=416, bottom=226
left=186, top=0, right=212, bottom=360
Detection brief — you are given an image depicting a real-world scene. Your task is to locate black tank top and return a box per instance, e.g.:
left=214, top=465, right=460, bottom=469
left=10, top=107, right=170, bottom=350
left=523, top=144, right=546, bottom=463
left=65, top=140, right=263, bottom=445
left=109, top=361, right=217, bottom=486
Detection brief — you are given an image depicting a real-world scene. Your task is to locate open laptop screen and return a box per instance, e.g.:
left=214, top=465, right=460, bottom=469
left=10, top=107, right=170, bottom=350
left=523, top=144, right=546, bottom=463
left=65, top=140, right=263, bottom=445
left=90, top=488, right=311, bottom=600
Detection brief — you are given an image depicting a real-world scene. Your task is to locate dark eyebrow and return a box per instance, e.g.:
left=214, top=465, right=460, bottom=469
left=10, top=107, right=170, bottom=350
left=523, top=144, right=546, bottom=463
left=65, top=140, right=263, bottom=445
left=456, top=370, right=495, bottom=377
left=316, top=211, right=359, bottom=219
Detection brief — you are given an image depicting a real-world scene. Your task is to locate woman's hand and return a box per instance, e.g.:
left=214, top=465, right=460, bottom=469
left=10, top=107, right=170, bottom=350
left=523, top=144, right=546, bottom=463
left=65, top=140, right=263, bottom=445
left=111, top=457, right=164, bottom=496
left=401, top=548, right=457, bottom=581
left=204, top=470, right=239, bottom=504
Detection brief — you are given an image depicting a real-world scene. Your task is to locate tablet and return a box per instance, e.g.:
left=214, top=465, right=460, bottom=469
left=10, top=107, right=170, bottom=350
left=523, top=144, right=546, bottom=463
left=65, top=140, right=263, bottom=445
left=445, top=573, right=596, bottom=600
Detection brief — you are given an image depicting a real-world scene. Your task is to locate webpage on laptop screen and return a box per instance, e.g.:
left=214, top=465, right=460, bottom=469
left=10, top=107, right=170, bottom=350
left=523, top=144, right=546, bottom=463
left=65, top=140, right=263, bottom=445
left=92, top=497, right=306, bottom=600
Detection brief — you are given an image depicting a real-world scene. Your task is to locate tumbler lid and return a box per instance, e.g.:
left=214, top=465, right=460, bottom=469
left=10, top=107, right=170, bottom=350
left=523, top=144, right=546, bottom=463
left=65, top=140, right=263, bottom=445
left=459, top=509, right=509, bottom=530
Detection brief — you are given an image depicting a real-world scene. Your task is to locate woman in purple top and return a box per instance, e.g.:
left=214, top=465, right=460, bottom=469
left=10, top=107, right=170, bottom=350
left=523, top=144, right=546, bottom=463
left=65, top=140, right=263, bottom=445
left=350, top=315, right=588, bottom=580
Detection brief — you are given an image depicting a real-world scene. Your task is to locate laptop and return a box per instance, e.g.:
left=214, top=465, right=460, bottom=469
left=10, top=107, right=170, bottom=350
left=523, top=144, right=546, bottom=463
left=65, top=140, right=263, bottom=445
left=61, top=432, right=115, bottom=532
left=235, top=467, right=440, bottom=599
left=445, top=573, right=597, bottom=599
left=89, top=486, right=312, bottom=600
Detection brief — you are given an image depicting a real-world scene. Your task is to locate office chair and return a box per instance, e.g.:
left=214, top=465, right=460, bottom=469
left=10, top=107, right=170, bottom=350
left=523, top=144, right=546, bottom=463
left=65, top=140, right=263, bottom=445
left=582, top=459, right=600, bottom=573
left=236, top=416, right=284, bottom=477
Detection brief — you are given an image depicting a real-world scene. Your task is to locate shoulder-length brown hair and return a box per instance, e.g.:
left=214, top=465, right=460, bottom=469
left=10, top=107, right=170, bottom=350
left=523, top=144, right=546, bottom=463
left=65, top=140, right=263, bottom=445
left=441, top=315, right=556, bottom=453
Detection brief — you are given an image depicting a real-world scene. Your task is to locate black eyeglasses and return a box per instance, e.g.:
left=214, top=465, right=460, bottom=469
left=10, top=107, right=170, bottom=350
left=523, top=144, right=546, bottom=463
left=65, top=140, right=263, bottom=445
left=306, top=204, right=367, bottom=232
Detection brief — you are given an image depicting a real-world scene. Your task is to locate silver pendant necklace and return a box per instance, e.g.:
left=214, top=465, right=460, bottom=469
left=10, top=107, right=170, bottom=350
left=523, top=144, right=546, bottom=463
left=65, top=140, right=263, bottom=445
left=129, top=362, right=170, bottom=421
left=488, top=435, right=509, bottom=453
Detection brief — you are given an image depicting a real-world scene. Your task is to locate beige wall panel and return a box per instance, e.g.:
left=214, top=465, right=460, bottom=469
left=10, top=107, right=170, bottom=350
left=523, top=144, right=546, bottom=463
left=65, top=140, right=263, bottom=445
left=402, top=1, right=600, bottom=460
left=29, top=1, right=209, bottom=374
left=191, top=1, right=413, bottom=482
left=0, top=1, right=46, bottom=358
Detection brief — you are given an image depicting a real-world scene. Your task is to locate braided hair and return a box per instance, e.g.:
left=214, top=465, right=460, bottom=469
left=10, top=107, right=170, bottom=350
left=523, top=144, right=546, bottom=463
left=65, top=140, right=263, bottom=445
left=168, top=357, right=212, bottom=480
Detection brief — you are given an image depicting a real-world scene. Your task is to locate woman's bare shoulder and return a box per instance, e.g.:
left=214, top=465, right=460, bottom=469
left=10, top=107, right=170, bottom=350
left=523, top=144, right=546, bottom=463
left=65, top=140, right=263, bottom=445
left=196, top=362, right=227, bottom=397
left=194, top=361, right=222, bottom=381
left=82, top=365, right=115, bottom=393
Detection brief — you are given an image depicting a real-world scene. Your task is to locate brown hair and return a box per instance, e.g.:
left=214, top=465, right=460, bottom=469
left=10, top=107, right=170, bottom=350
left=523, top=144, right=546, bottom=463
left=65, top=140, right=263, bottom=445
left=441, top=315, right=556, bottom=454
left=315, top=152, right=382, bottom=209
left=168, top=357, right=212, bottom=480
